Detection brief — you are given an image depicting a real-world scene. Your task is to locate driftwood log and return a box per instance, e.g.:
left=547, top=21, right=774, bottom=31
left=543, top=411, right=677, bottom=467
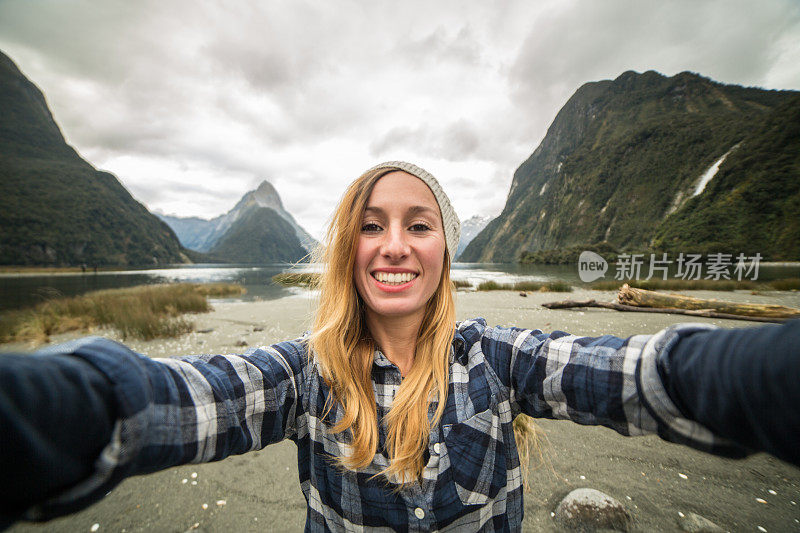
left=617, top=284, right=800, bottom=319
left=541, top=284, right=800, bottom=323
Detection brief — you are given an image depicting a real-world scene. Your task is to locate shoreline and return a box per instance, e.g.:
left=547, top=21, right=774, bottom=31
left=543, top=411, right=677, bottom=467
left=3, top=259, right=799, bottom=274
left=4, top=289, right=800, bottom=532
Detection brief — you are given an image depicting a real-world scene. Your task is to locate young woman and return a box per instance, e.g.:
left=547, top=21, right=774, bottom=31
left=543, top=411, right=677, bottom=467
left=1, top=161, right=799, bottom=531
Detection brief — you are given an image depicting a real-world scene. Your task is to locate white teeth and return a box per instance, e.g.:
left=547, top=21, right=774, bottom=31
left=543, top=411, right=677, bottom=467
left=374, top=272, right=417, bottom=285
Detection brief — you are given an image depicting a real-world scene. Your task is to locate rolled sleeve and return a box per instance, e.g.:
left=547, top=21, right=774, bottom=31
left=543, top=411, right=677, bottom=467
left=636, top=323, right=748, bottom=457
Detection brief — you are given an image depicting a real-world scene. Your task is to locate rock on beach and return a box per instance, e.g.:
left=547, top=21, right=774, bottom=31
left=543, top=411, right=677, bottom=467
left=677, top=512, right=725, bottom=532
left=554, top=488, right=631, bottom=531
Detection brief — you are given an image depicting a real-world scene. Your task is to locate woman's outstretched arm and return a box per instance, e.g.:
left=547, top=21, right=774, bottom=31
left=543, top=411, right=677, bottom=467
left=661, top=320, right=800, bottom=466
left=473, top=318, right=800, bottom=465
left=0, top=335, right=305, bottom=525
left=0, top=352, right=115, bottom=528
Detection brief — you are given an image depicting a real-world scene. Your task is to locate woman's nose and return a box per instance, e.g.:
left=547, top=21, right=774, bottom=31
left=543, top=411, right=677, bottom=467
left=380, top=226, right=410, bottom=259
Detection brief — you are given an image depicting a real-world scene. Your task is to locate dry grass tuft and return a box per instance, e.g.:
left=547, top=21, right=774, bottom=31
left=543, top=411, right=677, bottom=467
left=0, top=283, right=244, bottom=344
left=272, top=272, right=320, bottom=287
left=477, top=280, right=573, bottom=292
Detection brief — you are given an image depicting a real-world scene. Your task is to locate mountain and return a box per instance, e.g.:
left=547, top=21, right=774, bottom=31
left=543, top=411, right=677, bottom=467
left=0, top=51, right=188, bottom=266
left=460, top=70, right=799, bottom=262
left=653, top=93, right=800, bottom=259
left=209, top=207, right=308, bottom=263
left=455, top=215, right=492, bottom=259
left=158, top=180, right=316, bottom=263
left=155, top=215, right=215, bottom=251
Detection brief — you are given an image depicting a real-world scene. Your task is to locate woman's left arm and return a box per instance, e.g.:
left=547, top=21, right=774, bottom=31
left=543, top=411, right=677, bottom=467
left=473, top=318, right=800, bottom=465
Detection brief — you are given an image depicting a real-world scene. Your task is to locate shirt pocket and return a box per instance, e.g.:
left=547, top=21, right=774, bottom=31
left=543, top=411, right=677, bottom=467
left=441, top=407, right=507, bottom=506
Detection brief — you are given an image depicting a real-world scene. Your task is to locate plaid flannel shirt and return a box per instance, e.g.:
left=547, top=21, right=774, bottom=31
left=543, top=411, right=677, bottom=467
left=29, top=318, right=743, bottom=531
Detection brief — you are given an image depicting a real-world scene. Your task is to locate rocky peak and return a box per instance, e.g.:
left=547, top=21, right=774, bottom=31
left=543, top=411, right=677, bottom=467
left=231, top=179, right=284, bottom=213
left=249, top=180, right=284, bottom=210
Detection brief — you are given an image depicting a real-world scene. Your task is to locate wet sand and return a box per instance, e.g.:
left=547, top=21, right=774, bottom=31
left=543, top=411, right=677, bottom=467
left=5, top=289, right=800, bottom=532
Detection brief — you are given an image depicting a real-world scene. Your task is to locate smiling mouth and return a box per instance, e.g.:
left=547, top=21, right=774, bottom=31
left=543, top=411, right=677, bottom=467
left=372, top=272, right=418, bottom=285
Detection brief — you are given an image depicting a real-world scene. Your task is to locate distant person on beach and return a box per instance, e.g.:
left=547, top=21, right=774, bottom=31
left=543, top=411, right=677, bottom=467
left=1, top=161, right=799, bottom=531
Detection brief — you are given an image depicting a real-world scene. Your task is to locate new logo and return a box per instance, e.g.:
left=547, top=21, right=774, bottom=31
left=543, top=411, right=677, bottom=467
left=578, top=251, right=608, bottom=283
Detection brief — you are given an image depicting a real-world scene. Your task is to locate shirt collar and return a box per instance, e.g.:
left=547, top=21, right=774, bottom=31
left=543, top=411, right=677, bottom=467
left=451, top=328, right=468, bottom=365
left=373, top=348, right=396, bottom=369
left=372, top=330, right=468, bottom=369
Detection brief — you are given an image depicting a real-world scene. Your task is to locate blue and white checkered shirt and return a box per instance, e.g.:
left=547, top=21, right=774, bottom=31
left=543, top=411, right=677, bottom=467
left=30, top=319, right=743, bottom=531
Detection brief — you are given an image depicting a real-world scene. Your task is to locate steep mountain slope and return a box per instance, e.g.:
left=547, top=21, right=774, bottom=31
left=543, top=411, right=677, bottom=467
left=653, top=93, right=800, bottom=260
left=155, top=215, right=215, bottom=251
left=0, top=51, right=187, bottom=266
left=159, top=180, right=318, bottom=255
left=208, top=206, right=308, bottom=263
left=460, top=70, right=798, bottom=262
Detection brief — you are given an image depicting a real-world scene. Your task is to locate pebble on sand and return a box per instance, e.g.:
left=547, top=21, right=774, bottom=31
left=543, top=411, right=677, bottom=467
left=758, top=527, right=767, bottom=532
left=768, top=489, right=776, bottom=495
left=554, top=488, right=631, bottom=532
left=756, top=498, right=767, bottom=504
left=216, top=500, right=227, bottom=506
left=677, top=512, right=724, bottom=533
left=182, top=479, right=188, bottom=484
left=191, top=472, right=198, bottom=479
left=90, top=524, right=99, bottom=532
left=202, top=503, right=208, bottom=510
left=678, top=473, right=688, bottom=479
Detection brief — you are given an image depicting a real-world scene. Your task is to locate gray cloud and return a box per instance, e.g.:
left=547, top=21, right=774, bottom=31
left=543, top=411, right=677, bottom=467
left=0, top=0, right=797, bottom=238
left=395, top=26, right=484, bottom=68
left=370, top=119, right=482, bottom=161
left=509, top=0, right=800, bottom=141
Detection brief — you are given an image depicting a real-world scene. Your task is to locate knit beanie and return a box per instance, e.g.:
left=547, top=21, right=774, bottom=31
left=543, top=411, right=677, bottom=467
left=367, top=161, right=461, bottom=261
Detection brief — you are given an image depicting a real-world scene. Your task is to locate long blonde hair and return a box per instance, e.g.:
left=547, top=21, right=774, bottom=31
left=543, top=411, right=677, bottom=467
left=309, top=166, right=456, bottom=485
left=308, top=165, right=544, bottom=488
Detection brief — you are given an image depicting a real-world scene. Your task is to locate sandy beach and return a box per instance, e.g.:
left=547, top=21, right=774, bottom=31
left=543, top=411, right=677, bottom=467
left=5, top=288, right=800, bottom=532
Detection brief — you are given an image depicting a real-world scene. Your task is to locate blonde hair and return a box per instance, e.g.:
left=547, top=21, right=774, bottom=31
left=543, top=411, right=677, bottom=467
left=309, top=166, right=455, bottom=485
left=309, top=165, right=542, bottom=488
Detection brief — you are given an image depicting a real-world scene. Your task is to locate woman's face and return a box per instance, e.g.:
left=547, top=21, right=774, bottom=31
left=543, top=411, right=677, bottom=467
left=354, top=171, right=446, bottom=321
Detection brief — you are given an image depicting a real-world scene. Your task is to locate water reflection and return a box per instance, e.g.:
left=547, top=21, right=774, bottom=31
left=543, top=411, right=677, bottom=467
left=1, top=262, right=798, bottom=313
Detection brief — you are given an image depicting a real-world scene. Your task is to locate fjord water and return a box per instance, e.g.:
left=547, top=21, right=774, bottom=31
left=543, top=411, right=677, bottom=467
left=0, top=263, right=572, bottom=312
left=2, top=262, right=799, bottom=313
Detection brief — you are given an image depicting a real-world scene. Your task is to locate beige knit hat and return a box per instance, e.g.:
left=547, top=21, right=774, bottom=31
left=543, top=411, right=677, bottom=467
left=367, top=161, right=461, bottom=261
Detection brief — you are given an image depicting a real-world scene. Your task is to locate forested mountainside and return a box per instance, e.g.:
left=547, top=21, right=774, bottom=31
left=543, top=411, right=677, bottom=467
left=653, top=93, right=800, bottom=259
left=0, top=51, right=187, bottom=266
left=207, top=206, right=308, bottom=263
left=460, top=70, right=799, bottom=262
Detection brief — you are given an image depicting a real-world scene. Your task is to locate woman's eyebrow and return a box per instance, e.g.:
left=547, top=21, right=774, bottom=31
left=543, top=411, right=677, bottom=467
left=363, top=206, right=438, bottom=217
left=407, top=205, right=438, bottom=217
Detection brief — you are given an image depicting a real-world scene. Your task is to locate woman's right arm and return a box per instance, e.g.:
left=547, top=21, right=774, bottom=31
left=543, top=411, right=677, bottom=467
left=472, top=318, right=800, bottom=466
left=0, top=335, right=305, bottom=524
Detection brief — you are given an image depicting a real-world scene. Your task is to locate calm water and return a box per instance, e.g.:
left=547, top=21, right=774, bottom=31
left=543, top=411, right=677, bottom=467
left=1, top=262, right=798, bottom=313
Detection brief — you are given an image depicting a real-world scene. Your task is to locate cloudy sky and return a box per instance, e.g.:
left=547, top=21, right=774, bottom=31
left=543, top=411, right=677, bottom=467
left=1, top=0, right=799, bottom=239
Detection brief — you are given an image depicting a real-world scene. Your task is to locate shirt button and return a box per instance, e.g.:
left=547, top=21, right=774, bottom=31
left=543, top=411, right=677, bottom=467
left=433, top=443, right=441, bottom=454
left=414, top=507, right=425, bottom=519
